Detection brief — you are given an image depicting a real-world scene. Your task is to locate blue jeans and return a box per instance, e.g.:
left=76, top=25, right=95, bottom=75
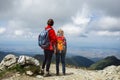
left=56, top=52, right=66, bottom=74
left=42, top=50, right=53, bottom=72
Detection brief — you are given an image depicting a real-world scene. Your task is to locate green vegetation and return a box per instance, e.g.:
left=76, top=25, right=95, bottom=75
left=0, top=64, right=41, bottom=79
left=89, top=56, right=120, bottom=70
left=0, top=70, right=7, bottom=78
left=34, top=55, right=94, bottom=67
left=0, top=64, right=19, bottom=79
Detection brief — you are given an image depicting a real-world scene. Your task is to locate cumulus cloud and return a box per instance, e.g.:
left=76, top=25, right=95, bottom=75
left=61, top=24, right=83, bottom=36
left=97, top=31, right=120, bottom=36
left=14, top=30, right=24, bottom=36
left=0, top=0, right=120, bottom=45
left=0, top=0, right=83, bottom=40
left=0, top=0, right=120, bottom=58
left=88, top=15, right=120, bottom=37
left=0, top=27, right=6, bottom=34
left=72, top=4, right=91, bottom=26
left=98, top=16, right=120, bottom=32
left=87, top=0, right=120, bottom=17
left=90, top=16, right=120, bottom=31
left=0, top=19, right=38, bottom=40
left=61, top=4, right=91, bottom=37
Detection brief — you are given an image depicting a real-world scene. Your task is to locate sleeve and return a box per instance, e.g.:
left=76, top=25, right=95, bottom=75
left=49, top=29, right=57, bottom=47
left=63, top=37, right=67, bottom=54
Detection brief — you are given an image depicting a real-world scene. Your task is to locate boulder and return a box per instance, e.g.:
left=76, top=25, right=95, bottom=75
left=0, top=54, right=40, bottom=76
left=0, top=64, right=5, bottom=72
left=17, top=55, right=40, bottom=75
left=18, top=55, right=40, bottom=66
left=0, top=54, right=17, bottom=71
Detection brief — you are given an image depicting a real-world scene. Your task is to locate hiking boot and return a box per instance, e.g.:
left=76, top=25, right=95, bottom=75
left=44, top=71, right=51, bottom=77
left=41, top=69, right=44, bottom=75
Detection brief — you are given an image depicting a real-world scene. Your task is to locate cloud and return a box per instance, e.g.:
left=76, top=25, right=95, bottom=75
left=0, top=0, right=15, bottom=13
left=97, top=16, right=120, bottom=31
left=97, top=31, right=120, bottom=36
left=72, top=4, right=91, bottom=25
left=0, top=0, right=120, bottom=49
left=61, top=24, right=83, bottom=36
left=0, top=0, right=120, bottom=58
left=14, top=30, right=24, bottom=36
left=58, top=3, right=120, bottom=38
left=72, top=14, right=90, bottom=26
left=61, top=4, right=91, bottom=37
left=88, top=16, right=120, bottom=37
left=87, top=0, right=120, bottom=17
left=0, top=19, right=38, bottom=40
left=0, top=27, right=6, bottom=34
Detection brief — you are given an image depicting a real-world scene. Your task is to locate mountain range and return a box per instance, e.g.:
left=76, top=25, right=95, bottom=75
left=0, top=51, right=120, bottom=69
left=34, top=54, right=94, bottom=67
left=0, top=51, right=94, bottom=67
left=89, top=56, right=120, bottom=70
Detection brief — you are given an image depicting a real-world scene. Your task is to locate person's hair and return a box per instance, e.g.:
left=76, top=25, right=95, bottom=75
left=47, top=19, right=54, bottom=26
left=57, top=29, right=64, bottom=36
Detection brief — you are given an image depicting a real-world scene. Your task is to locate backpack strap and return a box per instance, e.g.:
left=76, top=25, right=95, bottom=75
left=46, top=28, right=52, bottom=31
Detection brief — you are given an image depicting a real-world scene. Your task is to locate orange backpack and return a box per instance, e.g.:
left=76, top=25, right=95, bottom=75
left=57, top=36, right=64, bottom=51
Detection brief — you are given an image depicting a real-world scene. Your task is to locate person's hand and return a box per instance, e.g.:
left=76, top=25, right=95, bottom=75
left=53, top=44, right=57, bottom=54
left=54, top=48, right=57, bottom=54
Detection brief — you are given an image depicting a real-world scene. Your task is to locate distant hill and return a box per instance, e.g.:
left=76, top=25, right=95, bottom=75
left=34, top=55, right=94, bottom=67
left=90, top=58, right=103, bottom=62
left=89, top=56, right=120, bottom=70
left=66, top=56, right=94, bottom=67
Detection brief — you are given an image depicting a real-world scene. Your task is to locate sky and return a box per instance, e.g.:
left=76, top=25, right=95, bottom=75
left=0, top=0, right=120, bottom=58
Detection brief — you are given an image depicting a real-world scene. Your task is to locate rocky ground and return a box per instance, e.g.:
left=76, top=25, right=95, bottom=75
left=1, top=64, right=120, bottom=80
left=0, top=54, right=120, bottom=80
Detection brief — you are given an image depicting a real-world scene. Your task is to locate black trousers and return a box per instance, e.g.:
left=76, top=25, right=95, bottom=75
left=42, top=50, right=53, bottom=72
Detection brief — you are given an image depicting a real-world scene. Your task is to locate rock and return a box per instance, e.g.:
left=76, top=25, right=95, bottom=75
left=17, top=55, right=41, bottom=75
left=18, top=55, right=40, bottom=66
left=0, top=64, right=5, bottom=71
left=0, top=54, right=17, bottom=71
left=26, top=70, right=33, bottom=76
left=98, top=65, right=120, bottom=80
left=2, top=54, right=17, bottom=67
left=15, top=72, right=21, bottom=77
left=116, top=66, right=120, bottom=74
left=0, top=54, right=40, bottom=76
left=102, top=65, right=118, bottom=75
left=1, top=64, right=120, bottom=80
left=36, top=75, right=43, bottom=79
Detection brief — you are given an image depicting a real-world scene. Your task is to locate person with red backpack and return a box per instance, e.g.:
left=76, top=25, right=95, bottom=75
left=56, top=29, right=67, bottom=75
left=39, top=19, right=57, bottom=77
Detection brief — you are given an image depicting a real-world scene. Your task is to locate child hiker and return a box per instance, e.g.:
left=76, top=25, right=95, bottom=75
left=56, top=29, right=67, bottom=75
